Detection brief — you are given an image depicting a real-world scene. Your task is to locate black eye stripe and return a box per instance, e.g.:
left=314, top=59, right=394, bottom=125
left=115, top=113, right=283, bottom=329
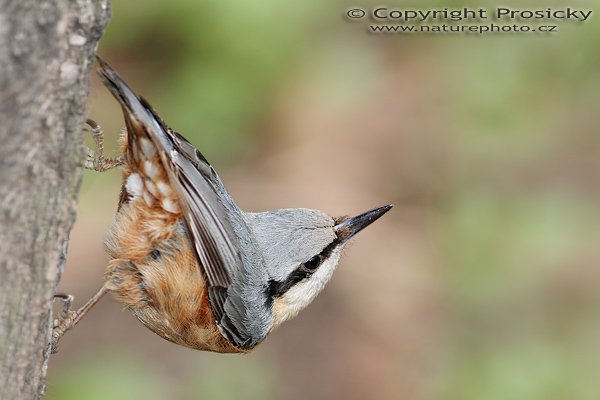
left=266, top=237, right=342, bottom=299
left=267, top=268, right=312, bottom=298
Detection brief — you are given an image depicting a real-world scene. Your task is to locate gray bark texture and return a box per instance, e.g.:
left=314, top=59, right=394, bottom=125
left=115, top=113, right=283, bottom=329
left=0, top=1, right=109, bottom=399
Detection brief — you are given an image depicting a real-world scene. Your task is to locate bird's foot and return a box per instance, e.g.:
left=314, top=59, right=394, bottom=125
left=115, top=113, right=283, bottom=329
left=84, top=118, right=124, bottom=172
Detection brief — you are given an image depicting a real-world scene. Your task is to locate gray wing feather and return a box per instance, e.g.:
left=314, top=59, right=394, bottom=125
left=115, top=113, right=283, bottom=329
left=97, top=57, right=270, bottom=349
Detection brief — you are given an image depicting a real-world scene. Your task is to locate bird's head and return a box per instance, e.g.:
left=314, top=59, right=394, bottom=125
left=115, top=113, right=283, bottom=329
left=245, top=205, right=392, bottom=329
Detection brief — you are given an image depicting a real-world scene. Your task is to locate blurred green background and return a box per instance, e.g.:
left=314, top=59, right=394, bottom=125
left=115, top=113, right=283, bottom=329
left=48, top=0, right=600, bottom=399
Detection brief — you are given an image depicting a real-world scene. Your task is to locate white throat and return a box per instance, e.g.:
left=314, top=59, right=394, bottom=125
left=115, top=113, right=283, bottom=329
left=271, top=247, right=343, bottom=329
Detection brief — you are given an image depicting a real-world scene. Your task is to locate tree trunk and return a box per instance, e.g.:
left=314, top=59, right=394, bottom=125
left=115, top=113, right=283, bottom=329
left=0, top=1, right=109, bottom=398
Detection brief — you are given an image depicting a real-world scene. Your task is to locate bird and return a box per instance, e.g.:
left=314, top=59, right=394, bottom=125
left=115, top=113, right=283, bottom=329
left=51, top=57, right=392, bottom=354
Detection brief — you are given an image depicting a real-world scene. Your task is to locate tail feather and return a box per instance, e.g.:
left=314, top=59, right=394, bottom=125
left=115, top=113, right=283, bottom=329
left=96, top=56, right=176, bottom=157
left=97, top=57, right=181, bottom=214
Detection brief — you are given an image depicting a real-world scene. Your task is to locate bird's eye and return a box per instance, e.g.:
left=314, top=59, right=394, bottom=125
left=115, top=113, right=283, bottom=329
left=304, top=255, right=322, bottom=270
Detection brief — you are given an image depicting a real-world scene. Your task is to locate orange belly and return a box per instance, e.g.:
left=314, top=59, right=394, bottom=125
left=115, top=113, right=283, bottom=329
left=104, top=199, right=244, bottom=353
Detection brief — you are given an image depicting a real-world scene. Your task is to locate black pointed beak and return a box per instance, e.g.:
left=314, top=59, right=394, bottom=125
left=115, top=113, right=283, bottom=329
left=334, top=204, right=392, bottom=243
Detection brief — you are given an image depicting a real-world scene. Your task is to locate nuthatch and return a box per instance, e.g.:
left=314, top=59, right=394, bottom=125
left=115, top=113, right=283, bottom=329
left=52, top=57, right=392, bottom=353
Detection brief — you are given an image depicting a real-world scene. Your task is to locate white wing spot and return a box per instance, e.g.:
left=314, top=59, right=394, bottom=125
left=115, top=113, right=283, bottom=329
left=125, top=173, right=143, bottom=199
left=161, top=198, right=180, bottom=214
left=140, top=137, right=156, bottom=159
left=156, top=180, right=171, bottom=197
left=143, top=160, right=158, bottom=180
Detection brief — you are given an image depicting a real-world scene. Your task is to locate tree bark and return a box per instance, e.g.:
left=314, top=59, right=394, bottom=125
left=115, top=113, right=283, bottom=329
left=0, top=1, right=109, bottom=398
